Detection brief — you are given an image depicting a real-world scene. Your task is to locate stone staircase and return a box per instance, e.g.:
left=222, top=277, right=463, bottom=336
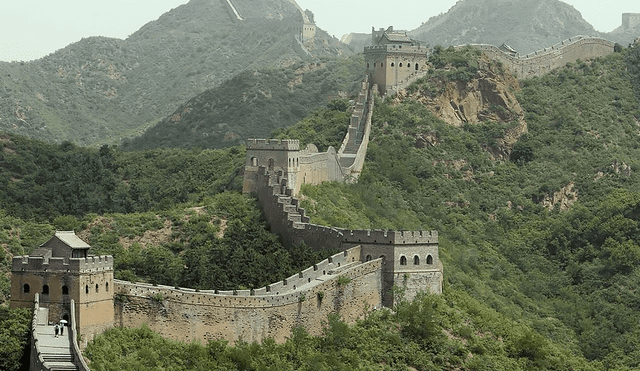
left=34, top=307, right=80, bottom=371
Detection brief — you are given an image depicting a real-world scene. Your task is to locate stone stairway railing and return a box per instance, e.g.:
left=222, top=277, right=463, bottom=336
left=30, top=295, right=89, bottom=371
left=337, top=75, right=377, bottom=180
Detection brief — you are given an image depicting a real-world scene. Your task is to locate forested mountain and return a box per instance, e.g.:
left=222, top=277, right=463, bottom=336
left=409, top=0, right=606, bottom=54
left=0, top=0, right=351, bottom=146
left=3, top=43, right=640, bottom=370
left=344, top=0, right=637, bottom=55
left=121, top=56, right=364, bottom=150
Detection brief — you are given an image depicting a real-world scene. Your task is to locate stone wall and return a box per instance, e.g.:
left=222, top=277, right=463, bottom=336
left=11, top=254, right=114, bottom=348
left=252, top=165, right=442, bottom=306
left=465, top=36, right=615, bottom=79
left=114, top=247, right=382, bottom=344
left=30, top=294, right=46, bottom=371
left=623, top=13, right=640, bottom=30
left=365, top=44, right=430, bottom=95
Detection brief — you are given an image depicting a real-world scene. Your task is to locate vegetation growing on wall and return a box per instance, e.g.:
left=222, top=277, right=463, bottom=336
left=4, top=41, right=640, bottom=370
left=85, top=291, right=597, bottom=370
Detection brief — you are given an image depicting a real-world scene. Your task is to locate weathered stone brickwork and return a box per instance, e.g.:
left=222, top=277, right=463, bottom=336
left=114, top=248, right=382, bottom=344
left=468, top=36, right=615, bottom=79
left=10, top=232, right=114, bottom=348
left=244, top=76, right=375, bottom=196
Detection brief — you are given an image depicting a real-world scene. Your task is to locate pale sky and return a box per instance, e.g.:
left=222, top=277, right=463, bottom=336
left=0, top=0, right=636, bottom=62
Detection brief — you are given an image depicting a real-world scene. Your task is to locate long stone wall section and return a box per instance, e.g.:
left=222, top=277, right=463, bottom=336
left=114, top=247, right=382, bottom=344
left=253, top=165, right=443, bottom=306
left=465, top=36, right=615, bottom=79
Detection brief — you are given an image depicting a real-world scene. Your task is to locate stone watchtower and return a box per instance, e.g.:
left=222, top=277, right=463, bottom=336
left=243, top=139, right=303, bottom=195
left=622, top=13, right=640, bottom=30
left=10, top=231, right=114, bottom=346
left=365, top=26, right=430, bottom=95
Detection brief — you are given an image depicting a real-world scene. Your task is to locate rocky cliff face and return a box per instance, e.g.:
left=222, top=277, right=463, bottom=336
left=395, top=55, right=527, bottom=161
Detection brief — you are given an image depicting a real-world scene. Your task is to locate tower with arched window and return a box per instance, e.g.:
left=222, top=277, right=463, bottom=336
left=365, top=26, right=430, bottom=96
left=339, top=230, right=442, bottom=306
left=10, top=231, right=114, bottom=347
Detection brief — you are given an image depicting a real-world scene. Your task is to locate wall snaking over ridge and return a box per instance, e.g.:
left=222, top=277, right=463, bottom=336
left=465, top=36, right=615, bottom=79
left=114, top=247, right=383, bottom=344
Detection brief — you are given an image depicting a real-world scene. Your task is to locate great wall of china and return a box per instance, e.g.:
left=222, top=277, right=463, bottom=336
left=11, top=21, right=631, bottom=369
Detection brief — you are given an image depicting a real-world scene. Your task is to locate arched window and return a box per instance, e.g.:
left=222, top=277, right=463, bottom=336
left=415, top=64, right=419, bottom=71
left=106, top=282, right=109, bottom=292
left=251, top=157, right=258, bottom=166
left=365, top=255, right=372, bottom=262
left=380, top=63, right=383, bottom=67
left=373, top=62, right=376, bottom=67
left=62, top=285, right=69, bottom=295
left=399, top=63, right=403, bottom=67
left=391, top=62, right=395, bottom=67
left=367, top=63, right=370, bottom=68
left=414, top=255, right=420, bottom=265
left=408, top=63, right=411, bottom=68
left=268, top=158, right=275, bottom=171
left=85, top=285, right=89, bottom=294
left=23, top=284, right=30, bottom=294
left=427, top=255, right=433, bottom=265
left=400, top=256, right=407, bottom=266
left=95, top=283, right=99, bottom=293
left=42, top=285, right=49, bottom=295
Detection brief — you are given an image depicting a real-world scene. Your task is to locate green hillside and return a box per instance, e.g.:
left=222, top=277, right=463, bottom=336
left=121, top=56, right=364, bottom=150
left=3, top=43, right=640, bottom=371
left=0, top=0, right=351, bottom=146
left=294, top=45, right=640, bottom=367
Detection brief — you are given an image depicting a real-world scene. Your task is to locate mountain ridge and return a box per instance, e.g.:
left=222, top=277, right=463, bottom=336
left=0, top=0, right=350, bottom=146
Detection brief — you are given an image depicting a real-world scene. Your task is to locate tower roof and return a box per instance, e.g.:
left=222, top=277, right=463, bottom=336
left=42, top=231, right=91, bottom=249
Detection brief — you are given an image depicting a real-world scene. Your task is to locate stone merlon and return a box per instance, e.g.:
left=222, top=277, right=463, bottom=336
left=246, top=138, right=300, bottom=151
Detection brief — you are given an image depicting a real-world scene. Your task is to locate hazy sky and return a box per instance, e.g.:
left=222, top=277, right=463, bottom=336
left=1, top=0, right=636, bottom=62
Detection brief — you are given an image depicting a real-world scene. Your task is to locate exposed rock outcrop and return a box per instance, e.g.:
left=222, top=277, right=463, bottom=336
left=397, top=56, right=527, bottom=161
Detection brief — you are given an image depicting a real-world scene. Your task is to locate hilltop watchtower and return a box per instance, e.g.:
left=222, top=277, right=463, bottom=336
left=623, top=13, right=640, bottom=30
left=243, top=139, right=302, bottom=194
left=340, top=230, right=442, bottom=305
left=10, top=231, right=114, bottom=347
left=365, top=26, right=430, bottom=95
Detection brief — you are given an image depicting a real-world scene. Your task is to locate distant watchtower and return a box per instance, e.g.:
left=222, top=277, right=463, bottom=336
left=364, top=26, right=430, bottom=95
left=10, top=231, right=114, bottom=347
left=622, top=13, right=640, bottom=30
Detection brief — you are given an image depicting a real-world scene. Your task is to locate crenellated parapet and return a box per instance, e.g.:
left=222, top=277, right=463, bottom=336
left=12, top=255, right=113, bottom=274
left=364, top=44, right=430, bottom=55
left=343, top=229, right=438, bottom=245
left=113, top=245, right=383, bottom=344
left=463, top=36, right=615, bottom=79
left=246, top=138, right=301, bottom=151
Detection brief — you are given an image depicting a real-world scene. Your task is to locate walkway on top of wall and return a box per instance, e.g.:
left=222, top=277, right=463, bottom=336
left=34, top=307, right=79, bottom=371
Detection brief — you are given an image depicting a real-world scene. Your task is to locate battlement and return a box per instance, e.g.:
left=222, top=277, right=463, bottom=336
left=114, top=247, right=370, bottom=303
left=343, top=230, right=438, bottom=244
left=365, top=44, right=430, bottom=55
left=465, top=36, right=615, bottom=80
left=12, top=255, right=113, bottom=273
left=246, top=138, right=300, bottom=151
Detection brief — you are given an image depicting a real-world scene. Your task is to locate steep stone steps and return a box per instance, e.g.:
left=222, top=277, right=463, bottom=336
left=44, top=362, right=78, bottom=371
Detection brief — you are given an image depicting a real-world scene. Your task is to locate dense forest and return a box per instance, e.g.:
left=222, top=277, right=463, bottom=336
left=2, top=44, right=640, bottom=370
